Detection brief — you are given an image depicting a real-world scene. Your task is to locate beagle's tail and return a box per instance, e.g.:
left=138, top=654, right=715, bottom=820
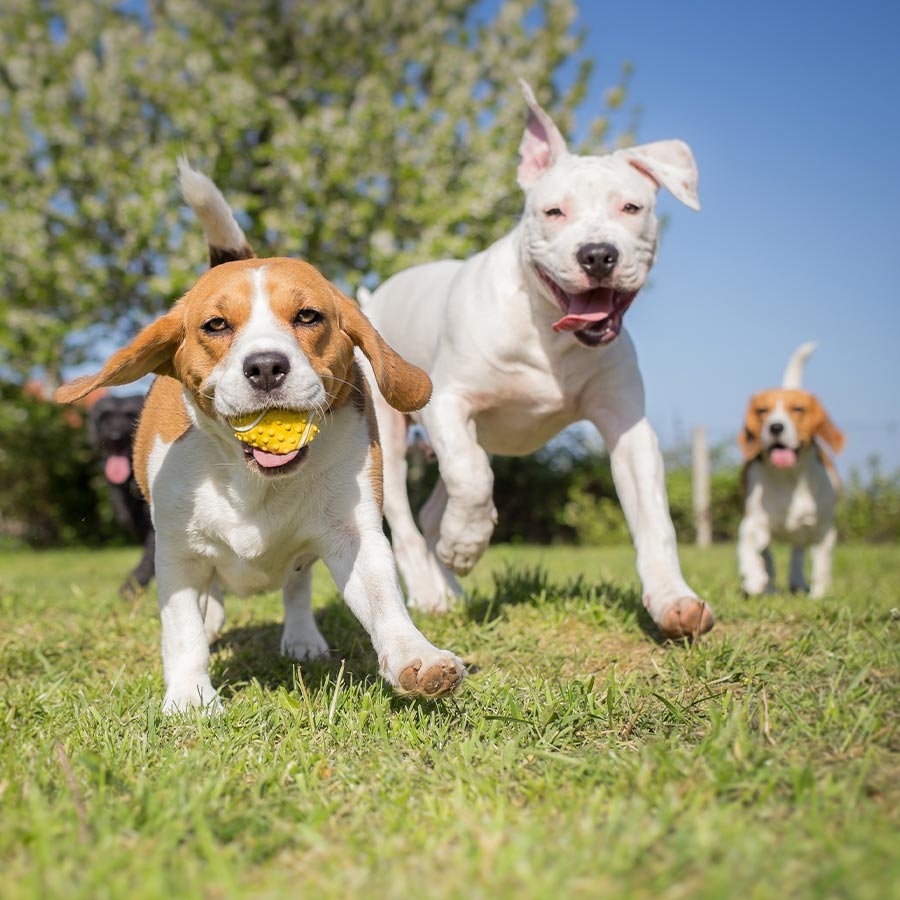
left=781, top=341, right=818, bottom=389
left=356, top=286, right=373, bottom=309
left=177, top=157, right=255, bottom=267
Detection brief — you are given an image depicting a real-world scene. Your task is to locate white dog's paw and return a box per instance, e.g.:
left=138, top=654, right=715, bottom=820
left=280, top=627, right=331, bottom=662
left=436, top=501, right=496, bottom=575
left=742, top=573, right=771, bottom=596
left=379, top=642, right=465, bottom=698
left=162, top=678, right=222, bottom=715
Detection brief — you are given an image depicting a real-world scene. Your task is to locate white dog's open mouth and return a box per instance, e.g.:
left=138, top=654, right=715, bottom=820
left=538, top=270, right=638, bottom=347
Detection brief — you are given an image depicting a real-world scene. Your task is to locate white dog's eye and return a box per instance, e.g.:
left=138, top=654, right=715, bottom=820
left=202, top=316, right=231, bottom=335
left=622, top=203, right=642, bottom=214
left=544, top=207, right=564, bottom=218
left=293, top=308, right=323, bottom=327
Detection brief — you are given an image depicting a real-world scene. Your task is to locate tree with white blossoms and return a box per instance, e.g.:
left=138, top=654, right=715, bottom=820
left=0, top=0, right=632, bottom=381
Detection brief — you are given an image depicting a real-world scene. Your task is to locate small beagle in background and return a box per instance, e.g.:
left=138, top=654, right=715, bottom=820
left=56, top=162, right=464, bottom=712
left=737, top=342, right=845, bottom=598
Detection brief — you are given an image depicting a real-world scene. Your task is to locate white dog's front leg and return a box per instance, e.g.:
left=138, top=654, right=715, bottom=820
left=595, top=414, right=715, bottom=639
left=157, top=556, right=221, bottom=714
left=323, top=530, right=464, bottom=697
left=809, top=527, right=836, bottom=598
left=423, top=393, right=497, bottom=575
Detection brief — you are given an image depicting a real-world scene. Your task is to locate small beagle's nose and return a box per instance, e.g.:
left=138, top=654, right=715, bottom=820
left=576, top=242, right=619, bottom=278
left=768, top=422, right=785, bottom=436
left=243, top=351, right=290, bottom=392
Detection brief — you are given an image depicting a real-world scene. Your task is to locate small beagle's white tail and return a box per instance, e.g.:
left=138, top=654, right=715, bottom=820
left=781, top=341, right=818, bottom=389
left=177, top=156, right=255, bottom=267
left=357, top=286, right=373, bottom=309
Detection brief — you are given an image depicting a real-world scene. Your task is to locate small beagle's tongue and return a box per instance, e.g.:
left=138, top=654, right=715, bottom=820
left=552, top=287, right=615, bottom=333
left=252, top=448, right=300, bottom=468
left=104, top=455, right=131, bottom=484
left=769, top=448, right=797, bottom=468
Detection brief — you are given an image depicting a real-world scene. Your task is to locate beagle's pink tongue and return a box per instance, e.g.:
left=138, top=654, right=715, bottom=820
left=252, top=448, right=300, bottom=468
left=104, top=455, right=131, bottom=484
left=552, top=288, right=615, bottom=333
left=770, top=448, right=797, bottom=468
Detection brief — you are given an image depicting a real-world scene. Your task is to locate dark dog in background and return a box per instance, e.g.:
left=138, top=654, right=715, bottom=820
left=87, top=393, right=155, bottom=598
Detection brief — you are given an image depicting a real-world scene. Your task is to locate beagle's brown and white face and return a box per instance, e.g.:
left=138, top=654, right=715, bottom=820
left=739, top=388, right=844, bottom=468
left=56, top=258, right=431, bottom=477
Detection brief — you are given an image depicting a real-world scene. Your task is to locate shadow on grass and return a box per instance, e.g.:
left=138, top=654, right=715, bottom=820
left=210, top=596, right=464, bottom=714
left=465, top=563, right=662, bottom=641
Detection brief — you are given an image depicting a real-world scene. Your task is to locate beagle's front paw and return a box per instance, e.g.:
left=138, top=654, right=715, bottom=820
left=380, top=642, right=465, bottom=698
left=436, top=500, right=497, bottom=575
left=651, top=596, right=715, bottom=640
left=280, top=625, right=331, bottom=662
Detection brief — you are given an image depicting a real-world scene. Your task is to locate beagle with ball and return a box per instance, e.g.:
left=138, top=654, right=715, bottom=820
left=56, top=163, right=464, bottom=712
left=737, top=342, right=845, bottom=598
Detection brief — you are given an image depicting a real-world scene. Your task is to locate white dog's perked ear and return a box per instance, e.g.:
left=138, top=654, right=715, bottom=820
left=517, top=79, right=569, bottom=189
left=614, top=140, right=701, bottom=211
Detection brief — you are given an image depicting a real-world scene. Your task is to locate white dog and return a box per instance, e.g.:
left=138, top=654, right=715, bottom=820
left=737, top=342, right=845, bottom=598
left=363, top=81, right=713, bottom=639
left=56, top=164, right=464, bottom=711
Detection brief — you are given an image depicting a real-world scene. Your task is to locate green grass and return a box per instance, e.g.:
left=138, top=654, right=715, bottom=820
left=1, top=543, right=899, bottom=899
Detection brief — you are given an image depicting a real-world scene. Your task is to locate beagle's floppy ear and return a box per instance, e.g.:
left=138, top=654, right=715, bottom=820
left=738, top=396, right=763, bottom=462
left=614, top=140, right=701, bottom=211
left=809, top=396, right=845, bottom=454
left=336, top=292, right=432, bottom=413
left=55, top=304, right=184, bottom=404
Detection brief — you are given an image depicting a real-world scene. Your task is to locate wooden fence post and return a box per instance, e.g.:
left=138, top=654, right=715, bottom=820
left=692, top=425, right=712, bottom=547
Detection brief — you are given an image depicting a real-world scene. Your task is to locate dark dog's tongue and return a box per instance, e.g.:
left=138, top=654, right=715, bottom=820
left=105, top=455, right=131, bottom=485
left=552, top=287, right=622, bottom=333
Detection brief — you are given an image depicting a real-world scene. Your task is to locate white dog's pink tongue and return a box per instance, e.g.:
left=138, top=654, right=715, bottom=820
left=552, top=289, right=614, bottom=333
left=769, top=448, right=797, bottom=468
left=104, top=455, right=131, bottom=484
left=253, top=448, right=300, bottom=468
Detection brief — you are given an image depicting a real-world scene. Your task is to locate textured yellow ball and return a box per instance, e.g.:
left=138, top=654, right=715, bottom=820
left=229, top=409, right=320, bottom=453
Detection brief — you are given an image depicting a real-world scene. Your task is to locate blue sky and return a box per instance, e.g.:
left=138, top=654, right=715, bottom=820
left=564, top=0, right=900, bottom=474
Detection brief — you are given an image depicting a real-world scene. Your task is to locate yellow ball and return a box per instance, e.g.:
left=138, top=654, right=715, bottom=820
left=229, top=409, right=320, bottom=453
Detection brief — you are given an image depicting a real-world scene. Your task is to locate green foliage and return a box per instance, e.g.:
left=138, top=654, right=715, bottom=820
left=0, top=544, right=898, bottom=898
left=0, top=0, right=630, bottom=380
left=0, top=383, right=117, bottom=547
left=837, top=457, right=900, bottom=542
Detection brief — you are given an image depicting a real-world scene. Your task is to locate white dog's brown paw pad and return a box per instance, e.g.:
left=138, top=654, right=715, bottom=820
left=398, top=659, right=463, bottom=697
left=659, top=598, right=715, bottom=641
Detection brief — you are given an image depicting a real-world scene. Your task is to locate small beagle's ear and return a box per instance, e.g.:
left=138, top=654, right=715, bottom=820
left=614, top=139, right=701, bottom=211
left=55, top=304, right=184, bottom=404
left=516, top=79, right=569, bottom=189
left=337, top=291, right=432, bottom=413
left=809, top=396, right=845, bottom=454
left=738, top=397, right=762, bottom=462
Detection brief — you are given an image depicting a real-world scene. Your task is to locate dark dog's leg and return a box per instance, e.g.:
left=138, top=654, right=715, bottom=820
left=120, top=529, right=156, bottom=600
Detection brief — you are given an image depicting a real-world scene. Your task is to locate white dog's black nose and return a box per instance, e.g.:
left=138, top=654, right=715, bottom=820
left=576, top=242, right=619, bottom=278
left=243, top=351, right=290, bottom=392
left=768, top=422, right=785, bottom=436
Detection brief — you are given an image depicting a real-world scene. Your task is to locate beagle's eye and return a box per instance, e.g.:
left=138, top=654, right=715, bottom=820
left=622, top=203, right=642, bottom=214
left=201, top=316, right=231, bottom=335
left=293, top=308, right=323, bottom=327
left=755, top=407, right=770, bottom=417
left=791, top=406, right=806, bottom=415
left=544, top=207, right=564, bottom=218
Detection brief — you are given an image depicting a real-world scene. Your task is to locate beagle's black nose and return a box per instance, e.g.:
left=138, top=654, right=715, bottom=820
left=768, top=422, right=785, bottom=436
left=576, top=242, right=619, bottom=278
left=243, top=351, right=290, bottom=392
